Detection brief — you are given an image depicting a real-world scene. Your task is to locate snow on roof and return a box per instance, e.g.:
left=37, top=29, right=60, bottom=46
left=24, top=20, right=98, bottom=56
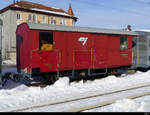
left=14, top=4, right=19, bottom=7
left=31, top=8, right=70, bottom=17
left=51, top=7, right=61, bottom=10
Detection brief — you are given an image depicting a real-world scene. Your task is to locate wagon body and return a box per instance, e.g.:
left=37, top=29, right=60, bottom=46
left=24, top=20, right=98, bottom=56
left=16, top=23, right=137, bottom=75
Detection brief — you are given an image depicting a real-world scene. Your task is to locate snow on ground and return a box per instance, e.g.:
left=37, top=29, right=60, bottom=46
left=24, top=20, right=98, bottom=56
left=85, top=97, right=150, bottom=112
left=0, top=67, right=150, bottom=112
left=2, top=60, right=16, bottom=65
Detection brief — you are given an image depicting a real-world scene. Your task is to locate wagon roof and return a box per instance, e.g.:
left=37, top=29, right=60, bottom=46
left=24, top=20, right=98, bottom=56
left=134, top=29, right=150, bottom=33
left=26, top=23, right=138, bottom=36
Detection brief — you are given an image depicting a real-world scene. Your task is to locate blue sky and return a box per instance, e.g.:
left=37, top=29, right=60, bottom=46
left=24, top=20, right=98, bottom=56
left=0, top=0, right=150, bottom=29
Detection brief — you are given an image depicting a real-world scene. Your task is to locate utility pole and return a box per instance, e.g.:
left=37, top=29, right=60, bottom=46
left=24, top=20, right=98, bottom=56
left=148, top=1, right=150, bottom=5
left=13, top=0, right=16, bottom=4
left=0, top=19, right=3, bottom=87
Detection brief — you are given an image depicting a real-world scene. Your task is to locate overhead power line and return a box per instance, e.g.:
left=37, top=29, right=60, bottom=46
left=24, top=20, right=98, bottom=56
left=74, top=0, right=150, bottom=19
left=130, top=0, right=149, bottom=4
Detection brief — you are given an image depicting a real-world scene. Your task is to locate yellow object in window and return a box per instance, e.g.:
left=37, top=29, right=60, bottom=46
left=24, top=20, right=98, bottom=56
left=41, top=44, right=53, bottom=51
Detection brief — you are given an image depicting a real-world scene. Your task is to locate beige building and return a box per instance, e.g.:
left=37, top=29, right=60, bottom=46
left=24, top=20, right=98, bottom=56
left=0, top=1, right=77, bottom=61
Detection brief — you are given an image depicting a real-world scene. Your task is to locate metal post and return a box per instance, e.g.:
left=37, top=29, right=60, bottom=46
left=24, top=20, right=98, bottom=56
left=0, top=19, right=3, bottom=87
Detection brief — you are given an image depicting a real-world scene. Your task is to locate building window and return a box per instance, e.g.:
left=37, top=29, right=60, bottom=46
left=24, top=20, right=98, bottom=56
left=60, top=18, right=67, bottom=25
left=33, top=15, right=37, bottom=23
left=50, top=17, right=56, bottom=25
left=17, top=13, right=22, bottom=20
left=72, top=20, right=75, bottom=26
left=120, top=37, right=128, bottom=49
left=42, top=16, right=46, bottom=24
left=39, top=32, right=53, bottom=51
left=28, top=14, right=32, bottom=21
left=64, top=19, right=67, bottom=25
left=60, top=18, right=63, bottom=25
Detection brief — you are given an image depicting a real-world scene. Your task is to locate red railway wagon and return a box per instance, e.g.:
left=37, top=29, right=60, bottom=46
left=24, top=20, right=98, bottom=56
left=16, top=23, right=137, bottom=83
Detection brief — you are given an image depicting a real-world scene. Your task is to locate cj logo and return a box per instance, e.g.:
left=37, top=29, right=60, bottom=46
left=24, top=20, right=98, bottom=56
left=78, top=37, right=88, bottom=46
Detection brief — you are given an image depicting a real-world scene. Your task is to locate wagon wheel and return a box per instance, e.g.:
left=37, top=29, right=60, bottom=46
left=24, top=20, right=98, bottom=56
left=0, top=76, right=7, bottom=87
left=51, top=74, right=59, bottom=84
left=44, top=74, right=59, bottom=85
left=13, top=74, right=20, bottom=82
left=43, top=74, right=51, bottom=85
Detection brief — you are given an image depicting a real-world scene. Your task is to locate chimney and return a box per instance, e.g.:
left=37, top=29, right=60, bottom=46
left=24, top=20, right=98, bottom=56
left=127, top=25, right=132, bottom=31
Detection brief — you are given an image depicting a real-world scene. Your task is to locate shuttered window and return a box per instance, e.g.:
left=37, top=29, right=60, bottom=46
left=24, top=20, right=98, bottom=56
left=120, top=37, right=128, bottom=49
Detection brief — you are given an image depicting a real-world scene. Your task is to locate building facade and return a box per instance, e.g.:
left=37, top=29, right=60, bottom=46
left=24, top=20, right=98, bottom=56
left=0, top=1, right=77, bottom=62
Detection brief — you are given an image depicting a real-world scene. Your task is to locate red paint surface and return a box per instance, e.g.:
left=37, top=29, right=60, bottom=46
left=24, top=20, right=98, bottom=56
left=16, top=23, right=133, bottom=74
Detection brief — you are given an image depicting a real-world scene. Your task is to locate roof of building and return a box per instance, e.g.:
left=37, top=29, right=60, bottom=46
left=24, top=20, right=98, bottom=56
left=0, top=1, right=77, bottom=20
left=20, top=22, right=138, bottom=36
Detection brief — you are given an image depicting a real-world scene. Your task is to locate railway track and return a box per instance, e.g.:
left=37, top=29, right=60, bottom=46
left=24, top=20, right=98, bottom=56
left=25, top=82, right=47, bottom=87
left=3, top=82, right=150, bottom=112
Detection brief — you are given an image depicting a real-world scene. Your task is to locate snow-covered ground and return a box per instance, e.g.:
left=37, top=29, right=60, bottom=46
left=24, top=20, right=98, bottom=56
left=2, top=60, right=16, bottom=65
left=87, top=96, right=150, bottom=112
left=1, top=63, right=150, bottom=112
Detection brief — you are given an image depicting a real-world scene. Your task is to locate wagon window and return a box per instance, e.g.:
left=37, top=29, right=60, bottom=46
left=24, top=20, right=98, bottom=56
left=39, top=32, right=53, bottom=51
left=120, top=37, right=128, bottom=49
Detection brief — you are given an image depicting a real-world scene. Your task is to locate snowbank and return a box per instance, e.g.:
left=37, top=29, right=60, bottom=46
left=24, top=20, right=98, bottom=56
left=2, top=60, right=16, bottom=65
left=0, top=69, right=150, bottom=112
left=91, top=98, right=150, bottom=112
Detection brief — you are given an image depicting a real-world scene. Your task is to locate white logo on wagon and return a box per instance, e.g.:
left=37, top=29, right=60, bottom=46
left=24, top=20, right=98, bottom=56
left=78, top=37, right=88, bottom=46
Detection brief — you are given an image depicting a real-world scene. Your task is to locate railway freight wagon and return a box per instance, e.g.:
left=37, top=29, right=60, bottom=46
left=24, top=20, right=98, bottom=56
left=16, top=23, right=137, bottom=84
left=132, top=30, right=150, bottom=70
